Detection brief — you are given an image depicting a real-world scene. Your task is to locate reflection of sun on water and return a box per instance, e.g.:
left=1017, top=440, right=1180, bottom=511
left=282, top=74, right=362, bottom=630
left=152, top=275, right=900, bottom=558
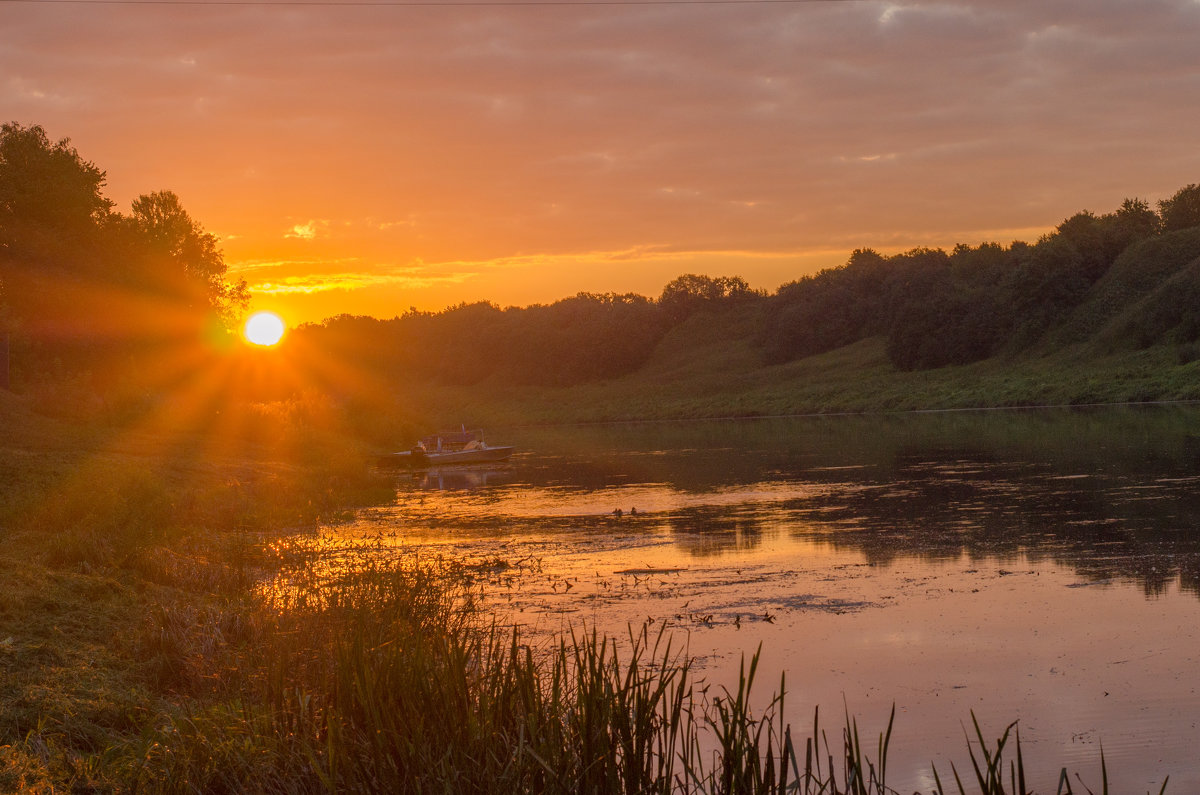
left=244, top=311, right=286, bottom=346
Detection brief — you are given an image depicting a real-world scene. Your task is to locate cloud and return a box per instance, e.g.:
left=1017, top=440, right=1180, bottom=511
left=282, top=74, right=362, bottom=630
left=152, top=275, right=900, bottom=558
left=227, top=257, right=363, bottom=275
left=249, top=266, right=476, bottom=295
left=5, top=76, right=81, bottom=110
left=5, top=0, right=1200, bottom=320
left=284, top=220, right=327, bottom=240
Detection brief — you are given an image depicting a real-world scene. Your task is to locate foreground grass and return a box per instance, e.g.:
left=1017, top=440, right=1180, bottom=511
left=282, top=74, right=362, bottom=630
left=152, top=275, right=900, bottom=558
left=0, top=391, right=1172, bottom=794
left=11, top=539, right=1146, bottom=795
left=0, top=390, right=396, bottom=791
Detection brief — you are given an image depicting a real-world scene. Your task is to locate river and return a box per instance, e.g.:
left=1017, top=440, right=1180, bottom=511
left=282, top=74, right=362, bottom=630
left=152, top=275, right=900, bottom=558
left=344, top=405, right=1200, bottom=792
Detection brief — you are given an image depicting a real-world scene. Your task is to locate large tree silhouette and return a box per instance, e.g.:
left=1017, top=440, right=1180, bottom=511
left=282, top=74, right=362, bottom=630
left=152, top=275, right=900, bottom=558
left=0, top=122, right=247, bottom=395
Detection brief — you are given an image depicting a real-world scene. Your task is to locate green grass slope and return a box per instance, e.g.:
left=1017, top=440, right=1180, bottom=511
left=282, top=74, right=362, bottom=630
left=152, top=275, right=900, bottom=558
left=1097, top=255, right=1200, bottom=352
left=415, top=322, right=1200, bottom=428
left=1051, top=227, right=1200, bottom=347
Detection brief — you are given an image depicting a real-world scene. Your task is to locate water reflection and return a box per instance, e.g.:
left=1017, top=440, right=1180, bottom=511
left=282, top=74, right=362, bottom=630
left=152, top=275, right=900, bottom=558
left=388, top=405, right=1200, bottom=598
left=408, top=466, right=517, bottom=492
left=359, top=405, right=1200, bottom=792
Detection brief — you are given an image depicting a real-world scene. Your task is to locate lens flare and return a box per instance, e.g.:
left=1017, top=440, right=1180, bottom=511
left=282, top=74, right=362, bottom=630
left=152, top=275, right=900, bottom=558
left=243, top=311, right=286, bottom=346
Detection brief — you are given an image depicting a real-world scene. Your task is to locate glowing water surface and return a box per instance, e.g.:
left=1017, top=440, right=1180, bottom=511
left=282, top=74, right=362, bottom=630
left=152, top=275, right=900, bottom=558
left=343, top=406, right=1200, bottom=792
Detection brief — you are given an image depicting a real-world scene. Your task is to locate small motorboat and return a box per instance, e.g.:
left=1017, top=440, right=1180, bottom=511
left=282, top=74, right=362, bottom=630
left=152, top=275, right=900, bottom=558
left=377, top=427, right=514, bottom=469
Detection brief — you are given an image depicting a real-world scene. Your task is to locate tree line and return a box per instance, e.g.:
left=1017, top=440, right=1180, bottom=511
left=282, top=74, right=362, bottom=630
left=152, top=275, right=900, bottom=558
left=289, top=274, right=759, bottom=389
left=5, top=119, right=1200, bottom=405
left=760, top=191, right=1200, bottom=370
left=299, top=185, right=1200, bottom=386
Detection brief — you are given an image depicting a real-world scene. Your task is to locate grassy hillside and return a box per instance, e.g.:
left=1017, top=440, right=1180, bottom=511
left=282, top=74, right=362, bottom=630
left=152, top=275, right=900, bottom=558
left=1099, top=256, right=1200, bottom=352
left=406, top=301, right=1200, bottom=430
left=1051, top=227, right=1200, bottom=348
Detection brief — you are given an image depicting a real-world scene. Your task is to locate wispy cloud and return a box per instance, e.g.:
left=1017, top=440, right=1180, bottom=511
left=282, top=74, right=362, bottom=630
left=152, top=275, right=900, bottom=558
left=227, top=257, right=364, bottom=275
left=249, top=267, right=476, bottom=295
left=284, top=220, right=327, bottom=241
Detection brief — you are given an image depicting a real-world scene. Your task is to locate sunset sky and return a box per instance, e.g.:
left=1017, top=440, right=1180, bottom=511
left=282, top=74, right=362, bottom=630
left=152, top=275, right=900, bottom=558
left=4, top=0, right=1200, bottom=324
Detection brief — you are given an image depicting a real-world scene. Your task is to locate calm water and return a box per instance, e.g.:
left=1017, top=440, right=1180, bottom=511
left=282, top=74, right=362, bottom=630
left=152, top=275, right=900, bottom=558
left=347, top=405, right=1200, bottom=792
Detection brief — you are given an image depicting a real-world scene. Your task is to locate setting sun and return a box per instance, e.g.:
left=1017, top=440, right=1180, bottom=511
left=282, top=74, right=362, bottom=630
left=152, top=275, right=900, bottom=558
left=244, top=311, right=286, bottom=346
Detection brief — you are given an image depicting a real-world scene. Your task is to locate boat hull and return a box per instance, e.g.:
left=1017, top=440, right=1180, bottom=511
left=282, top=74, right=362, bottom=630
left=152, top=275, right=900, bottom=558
left=378, top=446, right=515, bottom=469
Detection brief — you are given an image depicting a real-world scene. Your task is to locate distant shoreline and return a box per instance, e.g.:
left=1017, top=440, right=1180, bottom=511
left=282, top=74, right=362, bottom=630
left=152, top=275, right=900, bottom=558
left=510, top=396, right=1200, bottom=429
left=409, top=332, right=1200, bottom=430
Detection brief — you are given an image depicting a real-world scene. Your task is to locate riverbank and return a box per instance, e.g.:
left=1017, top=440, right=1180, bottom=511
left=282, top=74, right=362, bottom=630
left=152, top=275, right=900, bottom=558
left=394, top=307, right=1200, bottom=429
left=0, top=394, right=394, bottom=791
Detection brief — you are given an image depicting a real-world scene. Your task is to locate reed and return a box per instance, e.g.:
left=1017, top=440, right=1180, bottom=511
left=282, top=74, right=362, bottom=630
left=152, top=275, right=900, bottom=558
left=104, top=547, right=1166, bottom=795
left=102, top=548, right=789, bottom=793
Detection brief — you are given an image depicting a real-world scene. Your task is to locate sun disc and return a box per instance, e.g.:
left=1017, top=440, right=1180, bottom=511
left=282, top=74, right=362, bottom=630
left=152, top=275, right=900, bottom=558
left=244, top=311, right=286, bottom=346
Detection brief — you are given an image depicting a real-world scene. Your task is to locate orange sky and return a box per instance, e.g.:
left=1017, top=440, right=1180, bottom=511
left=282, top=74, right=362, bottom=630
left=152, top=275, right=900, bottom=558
left=5, top=0, right=1200, bottom=324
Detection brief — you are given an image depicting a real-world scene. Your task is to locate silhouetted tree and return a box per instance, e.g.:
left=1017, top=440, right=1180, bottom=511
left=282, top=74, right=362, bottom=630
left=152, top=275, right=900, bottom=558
left=1108, top=197, right=1162, bottom=244
left=1159, top=184, right=1200, bottom=232
left=125, top=190, right=248, bottom=322
left=1053, top=212, right=1112, bottom=282
left=428, top=301, right=506, bottom=384
left=1052, top=201, right=1162, bottom=285
left=294, top=292, right=668, bottom=389
left=760, top=249, right=890, bottom=363
left=0, top=123, right=113, bottom=332
left=0, top=122, right=112, bottom=253
left=658, top=274, right=756, bottom=323
left=496, top=292, right=663, bottom=384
